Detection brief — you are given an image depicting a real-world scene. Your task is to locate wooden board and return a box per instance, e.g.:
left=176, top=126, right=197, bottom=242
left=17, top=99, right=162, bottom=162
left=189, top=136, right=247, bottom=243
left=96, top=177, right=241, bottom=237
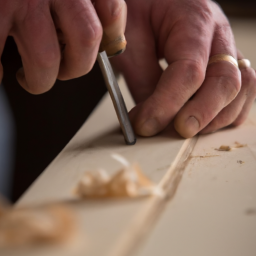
left=5, top=18, right=256, bottom=256
left=15, top=75, right=194, bottom=256
left=134, top=113, right=256, bottom=256
left=14, top=90, right=256, bottom=256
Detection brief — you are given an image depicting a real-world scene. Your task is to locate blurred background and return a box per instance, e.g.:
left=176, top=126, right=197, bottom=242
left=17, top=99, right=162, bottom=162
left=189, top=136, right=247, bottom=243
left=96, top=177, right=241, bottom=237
left=217, top=0, right=256, bottom=67
left=216, top=0, right=256, bottom=18
left=1, top=0, right=256, bottom=203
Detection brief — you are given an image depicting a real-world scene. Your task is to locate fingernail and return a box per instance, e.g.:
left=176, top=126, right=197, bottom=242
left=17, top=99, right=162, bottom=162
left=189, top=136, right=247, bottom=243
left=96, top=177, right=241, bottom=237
left=184, top=116, right=200, bottom=137
left=138, top=118, right=160, bottom=137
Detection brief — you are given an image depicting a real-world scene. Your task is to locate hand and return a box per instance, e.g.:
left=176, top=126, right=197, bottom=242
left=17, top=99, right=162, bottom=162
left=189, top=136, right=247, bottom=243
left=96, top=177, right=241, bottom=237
left=0, top=0, right=126, bottom=94
left=112, top=0, right=256, bottom=138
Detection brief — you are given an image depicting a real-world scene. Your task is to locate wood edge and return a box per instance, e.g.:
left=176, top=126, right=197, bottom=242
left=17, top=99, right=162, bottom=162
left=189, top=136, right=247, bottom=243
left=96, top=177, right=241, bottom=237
left=108, top=136, right=198, bottom=256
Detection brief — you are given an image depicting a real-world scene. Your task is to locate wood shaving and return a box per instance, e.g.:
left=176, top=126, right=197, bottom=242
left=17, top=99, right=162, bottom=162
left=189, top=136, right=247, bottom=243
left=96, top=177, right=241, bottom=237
left=75, top=154, right=164, bottom=198
left=215, top=145, right=231, bottom=151
left=192, top=155, right=219, bottom=158
left=215, top=142, right=247, bottom=152
left=0, top=204, right=76, bottom=248
left=234, top=141, right=247, bottom=148
left=237, top=160, right=245, bottom=164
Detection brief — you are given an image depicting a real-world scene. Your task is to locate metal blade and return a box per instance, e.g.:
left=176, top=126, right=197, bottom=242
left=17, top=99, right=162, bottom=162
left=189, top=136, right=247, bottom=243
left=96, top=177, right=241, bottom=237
left=97, top=51, right=136, bottom=145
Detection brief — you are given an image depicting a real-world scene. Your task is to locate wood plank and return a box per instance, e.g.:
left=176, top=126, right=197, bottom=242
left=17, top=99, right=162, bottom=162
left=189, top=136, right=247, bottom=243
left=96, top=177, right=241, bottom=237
left=8, top=18, right=256, bottom=256
left=14, top=75, right=191, bottom=256
left=134, top=103, right=256, bottom=256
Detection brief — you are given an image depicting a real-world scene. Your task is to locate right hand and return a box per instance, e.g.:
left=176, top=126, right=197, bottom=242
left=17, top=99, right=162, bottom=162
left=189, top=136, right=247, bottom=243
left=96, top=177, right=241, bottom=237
left=112, top=0, right=256, bottom=138
left=0, top=0, right=127, bottom=94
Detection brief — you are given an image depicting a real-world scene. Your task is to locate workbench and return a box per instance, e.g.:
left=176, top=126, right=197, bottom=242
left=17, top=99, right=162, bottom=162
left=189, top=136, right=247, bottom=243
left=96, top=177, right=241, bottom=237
left=11, top=18, right=256, bottom=256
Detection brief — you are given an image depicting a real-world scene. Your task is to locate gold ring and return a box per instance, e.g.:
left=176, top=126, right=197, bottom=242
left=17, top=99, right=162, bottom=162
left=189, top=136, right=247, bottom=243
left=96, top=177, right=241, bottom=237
left=238, top=59, right=251, bottom=69
left=208, top=54, right=238, bottom=68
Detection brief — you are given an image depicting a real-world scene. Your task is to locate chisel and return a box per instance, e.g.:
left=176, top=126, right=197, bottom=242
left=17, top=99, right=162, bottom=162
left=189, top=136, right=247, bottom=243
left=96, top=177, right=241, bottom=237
left=97, top=27, right=136, bottom=145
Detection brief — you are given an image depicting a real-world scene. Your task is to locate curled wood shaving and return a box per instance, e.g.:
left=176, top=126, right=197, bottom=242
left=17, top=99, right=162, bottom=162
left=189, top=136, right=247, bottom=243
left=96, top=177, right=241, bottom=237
left=215, top=142, right=247, bottom=152
left=75, top=154, right=164, bottom=198
left=215, top=145, right=231, bottom=151
left=234, top=141, right=247, bottom=148
left=0, top=204, right=76, bottom=248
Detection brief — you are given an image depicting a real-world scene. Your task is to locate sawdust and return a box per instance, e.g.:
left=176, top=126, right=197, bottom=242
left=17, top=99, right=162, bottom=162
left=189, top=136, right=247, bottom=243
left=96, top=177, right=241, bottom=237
left=0, top=204, right=77, bottom=248
left=191, top=155, right=220, bottom=158
left=234, top=141, right=247, bottom=148
left=215, top=145, right=231, bottom=151
left=237, top=160, right=245, bottom=164
left=215, top=142, right=247, bottom=152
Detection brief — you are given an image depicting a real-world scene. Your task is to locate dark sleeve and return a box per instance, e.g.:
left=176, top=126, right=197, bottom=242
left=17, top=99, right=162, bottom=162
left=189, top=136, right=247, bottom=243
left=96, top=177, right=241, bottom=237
left=2, top=36, right=107, bottom=202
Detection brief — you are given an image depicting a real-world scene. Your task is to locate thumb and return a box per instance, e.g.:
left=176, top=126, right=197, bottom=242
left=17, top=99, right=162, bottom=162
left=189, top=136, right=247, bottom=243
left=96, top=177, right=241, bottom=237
left=94, top=0, right=127, bottom=57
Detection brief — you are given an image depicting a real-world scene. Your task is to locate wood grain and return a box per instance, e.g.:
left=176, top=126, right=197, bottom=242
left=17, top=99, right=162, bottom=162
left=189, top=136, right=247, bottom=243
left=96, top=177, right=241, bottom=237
left=7, top=18, right=256, bottom=256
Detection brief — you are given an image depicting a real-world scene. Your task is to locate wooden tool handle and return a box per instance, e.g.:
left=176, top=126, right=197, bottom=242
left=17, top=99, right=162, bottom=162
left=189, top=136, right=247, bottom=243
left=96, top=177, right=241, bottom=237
left=96, top=0, right=127, bottom=57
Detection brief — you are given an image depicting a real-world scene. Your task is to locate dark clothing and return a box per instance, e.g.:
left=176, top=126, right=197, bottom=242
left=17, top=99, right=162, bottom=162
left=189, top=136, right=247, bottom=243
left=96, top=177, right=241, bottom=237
left=2, top=37, right=106, bottom=202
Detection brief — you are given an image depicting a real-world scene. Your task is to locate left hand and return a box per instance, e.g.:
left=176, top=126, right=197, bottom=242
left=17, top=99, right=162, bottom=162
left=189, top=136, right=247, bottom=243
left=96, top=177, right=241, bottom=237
left=112, top=0, right=256, bottom=138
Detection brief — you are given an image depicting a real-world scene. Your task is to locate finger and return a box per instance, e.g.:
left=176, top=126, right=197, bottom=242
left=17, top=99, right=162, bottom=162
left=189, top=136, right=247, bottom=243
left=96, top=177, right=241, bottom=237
left=174, top=19, right=241, bottom=138
left=200, top=66, right=256, bottom=133
left=132, top=16, right=214, bottom=136
left=200, top=50, right=255, bottom=133
left=232, top=66, right=256, bottom=125
left=94, top=0, right=126, bottom=50
left=110, top=1, right=162, bottom=104
left=52, top=0, right=102, bottom=80
left=12, top=3, right=60, bottom=94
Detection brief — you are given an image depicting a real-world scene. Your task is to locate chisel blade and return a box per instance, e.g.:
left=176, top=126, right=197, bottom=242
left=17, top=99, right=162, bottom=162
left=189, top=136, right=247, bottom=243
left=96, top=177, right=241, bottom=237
left=97, top=51, right=136, bottom=145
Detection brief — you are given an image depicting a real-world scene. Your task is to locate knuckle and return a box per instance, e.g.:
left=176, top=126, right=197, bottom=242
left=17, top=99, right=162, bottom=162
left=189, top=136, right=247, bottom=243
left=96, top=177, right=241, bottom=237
left=209, top=65, right=241, bottom=101
left=214, top=24, right=234, bottom=47
left=188, top=0, right=213, bottom=24
left=79, top=22, right=103, bottom=48
left=162, top=59, right=205, bottom=105
left=60, top=0, right=103, bottom=47
left=216, top=23, right=232, bottom=34
left=185, top=59, right=205, bottom=80
left=181, top=60, right=205, bottom=90
left=196, top=7, right=213, bottom=24
left=98, top=0, right=123, bottom=19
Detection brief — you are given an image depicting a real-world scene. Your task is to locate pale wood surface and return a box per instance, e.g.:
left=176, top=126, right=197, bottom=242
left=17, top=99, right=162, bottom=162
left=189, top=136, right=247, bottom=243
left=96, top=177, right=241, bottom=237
left=8, top=18, right=256, bottom=256
left=15, top=75, right=191, bottom=256
left=135, top=110, right=256, bottom=256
